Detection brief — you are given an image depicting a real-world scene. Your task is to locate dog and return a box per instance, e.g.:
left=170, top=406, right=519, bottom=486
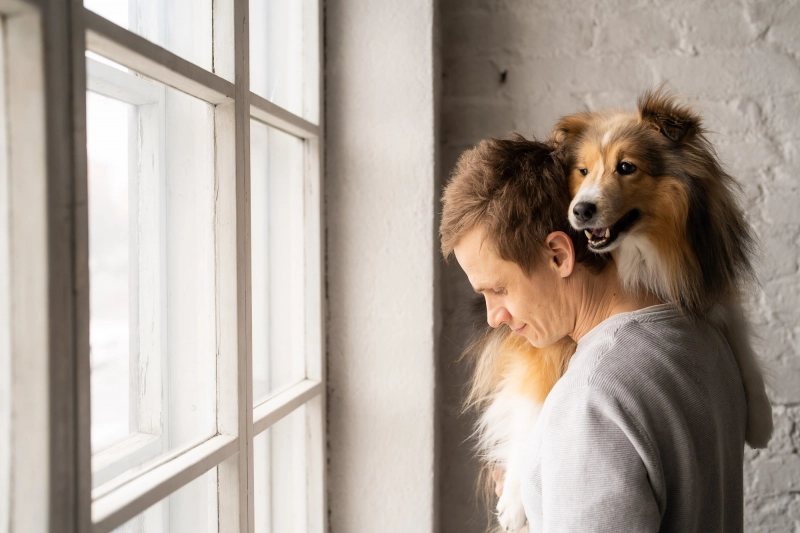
left=466, top=89, right=772, bottom=532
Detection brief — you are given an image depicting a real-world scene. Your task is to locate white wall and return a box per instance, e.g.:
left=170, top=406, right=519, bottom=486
left=325, top=1, right=440, bottom=532
left=439, top=0, right=800, bottom=531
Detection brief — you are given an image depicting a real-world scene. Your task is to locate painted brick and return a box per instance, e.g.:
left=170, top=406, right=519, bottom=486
left=443, top=9, right=596, bottom=59
left=751, top=0, right=800, bottom=55
left=667, top=4, right=760, bottom=51
left=764, top=94, right=800, bottom=141
left=743, top=494, right=798, bottom=533
left=750, top=455, right=800, bottom=495
left=651, top=51, right=800, bottom=98
left=503, top=56, right=656, bottom=100
left=592, top=4, right=680, bottom=55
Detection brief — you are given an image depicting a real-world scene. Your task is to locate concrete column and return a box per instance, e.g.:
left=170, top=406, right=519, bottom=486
left=326, top=1, right=440, bottom=531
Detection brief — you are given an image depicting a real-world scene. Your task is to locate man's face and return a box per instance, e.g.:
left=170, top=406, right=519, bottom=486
left=453, top=226, right=571, bottom=348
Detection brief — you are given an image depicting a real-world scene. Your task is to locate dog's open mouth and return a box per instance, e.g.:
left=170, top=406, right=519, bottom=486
left=583, top=209, right=641, bottom=250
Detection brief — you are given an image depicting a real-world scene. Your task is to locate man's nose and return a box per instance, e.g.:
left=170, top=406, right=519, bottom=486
left=487, top=304, right=511, bottom=328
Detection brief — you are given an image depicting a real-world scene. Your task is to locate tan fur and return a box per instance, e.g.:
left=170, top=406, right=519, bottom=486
left=463, top=327, right=574, bottom=531
left=646, top=177, right=698, bottom=305
left=465, top=328, right=574, bottom=410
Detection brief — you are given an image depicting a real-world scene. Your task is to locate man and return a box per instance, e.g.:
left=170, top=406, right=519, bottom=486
left=439, top=136, right=747, bottom=532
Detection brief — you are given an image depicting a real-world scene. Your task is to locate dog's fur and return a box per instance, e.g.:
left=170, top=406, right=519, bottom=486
left=465, top=89, right=773, bottom=532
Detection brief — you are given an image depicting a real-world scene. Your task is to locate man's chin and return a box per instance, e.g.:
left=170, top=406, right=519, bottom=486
left=524, top=333, right=563, bottom=350
left=522, top=332, right=544, bottom=349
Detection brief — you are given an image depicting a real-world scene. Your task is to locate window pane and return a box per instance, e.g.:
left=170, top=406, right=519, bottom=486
left=111, top=467, right=219, bottom=533
left=254, top=406, right=307, bottom=533
left=88, top=91, right=133, bottom=453
left=84, top=0, right=216, bottom=78
left=88, top=58, right=218, bottom=488
left=250, top=0, right=318, bottom=123
left=250, top=120, right=305, bottom=403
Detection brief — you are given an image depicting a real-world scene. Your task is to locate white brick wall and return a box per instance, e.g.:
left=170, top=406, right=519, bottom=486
left=439, top=1, right=800, bottom=531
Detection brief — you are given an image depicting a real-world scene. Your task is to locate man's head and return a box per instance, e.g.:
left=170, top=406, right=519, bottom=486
left=440, top=135, right=608, bottom=346
left=441, top=136, right=570, bottom=273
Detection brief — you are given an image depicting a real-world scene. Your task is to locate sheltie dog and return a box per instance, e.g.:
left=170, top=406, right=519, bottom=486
left=468, top=89, right=773, bottom=532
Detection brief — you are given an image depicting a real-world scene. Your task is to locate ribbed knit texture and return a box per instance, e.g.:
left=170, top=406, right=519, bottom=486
left=520, top=304, right=747, bottom=532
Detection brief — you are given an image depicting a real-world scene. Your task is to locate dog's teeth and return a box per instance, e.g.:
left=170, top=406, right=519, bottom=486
left=605, top=228, right=611, bottom=238
left=584, top=230, right=592, bottom=239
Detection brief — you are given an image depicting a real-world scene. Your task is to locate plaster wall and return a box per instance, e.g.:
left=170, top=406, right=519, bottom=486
left=439, top=1, right=800, bottom=531
left=325, top=1, right=440, bottom=532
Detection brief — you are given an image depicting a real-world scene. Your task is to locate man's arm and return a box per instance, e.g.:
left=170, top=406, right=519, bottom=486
left=539, top=384, right=661, bottom=532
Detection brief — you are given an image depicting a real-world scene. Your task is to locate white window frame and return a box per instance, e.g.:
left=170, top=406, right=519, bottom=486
left=0, top=0, right=325, bottom=531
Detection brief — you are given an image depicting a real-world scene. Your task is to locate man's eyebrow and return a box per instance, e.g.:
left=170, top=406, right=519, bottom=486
left=473, top=286, right=486, bottom=294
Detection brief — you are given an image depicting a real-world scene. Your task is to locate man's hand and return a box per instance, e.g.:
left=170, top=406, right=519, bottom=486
left=493, top=466, right=505, bottom=497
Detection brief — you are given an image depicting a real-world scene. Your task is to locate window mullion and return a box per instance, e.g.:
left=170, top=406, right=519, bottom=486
left=252, top=380, right=322, bottom=435
left=249, top=93, right=319, bottom=140
left=213, top=0, right=253, bottom=531
left=213, top=95, right=245, bottom=532
left=235, top=0, right=254, bottom=529
left=303, top=0, right=326, bottom=529
left=91, top=434, right=238, bottom=533
left=55, top=0, right=94, bottom=531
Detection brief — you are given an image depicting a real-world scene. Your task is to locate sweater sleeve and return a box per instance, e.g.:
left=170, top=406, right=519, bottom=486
left=538, top=383, right=661, bottom=533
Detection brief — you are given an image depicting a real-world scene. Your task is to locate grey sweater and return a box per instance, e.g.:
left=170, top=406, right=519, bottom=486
left=520, top=304, right=747, bottom=532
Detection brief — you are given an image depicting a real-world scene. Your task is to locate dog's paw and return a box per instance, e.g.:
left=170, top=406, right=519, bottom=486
left=745, top=389, right=773, bottom=449
left=496, top=492, right=527, bottom=533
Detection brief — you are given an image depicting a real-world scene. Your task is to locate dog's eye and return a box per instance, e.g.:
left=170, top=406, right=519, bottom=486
left=578, top=168, right=588, bottom=176
left=617, top=161, right=636, bottom=175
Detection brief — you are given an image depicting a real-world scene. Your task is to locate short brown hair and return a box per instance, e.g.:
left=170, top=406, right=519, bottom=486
left=439, top=134, right=607, bottom=273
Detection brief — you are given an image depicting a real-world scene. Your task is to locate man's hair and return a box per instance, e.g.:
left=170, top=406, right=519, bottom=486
left=439, top=134, right=607, bottom=273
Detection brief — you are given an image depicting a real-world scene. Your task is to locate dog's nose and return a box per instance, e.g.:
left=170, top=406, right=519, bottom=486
left=572, top=202, right=597, bottom=223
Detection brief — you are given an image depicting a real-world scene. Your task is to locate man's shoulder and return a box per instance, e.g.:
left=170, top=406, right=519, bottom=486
left=578, top=305, right=729, bottom=378
left=554, top=304, right=736, bottom=421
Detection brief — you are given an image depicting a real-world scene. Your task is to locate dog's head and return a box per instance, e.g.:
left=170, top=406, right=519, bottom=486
left=553, top=91, right=702, bottom=254
left=552, top=89, right=754, bottom=313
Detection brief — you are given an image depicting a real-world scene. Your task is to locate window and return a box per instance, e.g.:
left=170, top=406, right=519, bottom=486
left=0, top=0, right=324, bottom=531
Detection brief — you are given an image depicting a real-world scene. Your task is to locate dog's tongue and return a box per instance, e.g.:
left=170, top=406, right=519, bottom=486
left=592, top=228, right=607, bottom=238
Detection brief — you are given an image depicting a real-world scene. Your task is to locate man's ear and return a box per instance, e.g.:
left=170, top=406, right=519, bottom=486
left=545, top=231, right=575, bottom=278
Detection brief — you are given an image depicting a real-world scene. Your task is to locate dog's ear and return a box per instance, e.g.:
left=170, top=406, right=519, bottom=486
left=638, top=89, right=700, bottom=143
left=551, top=113, right=592, bottom=147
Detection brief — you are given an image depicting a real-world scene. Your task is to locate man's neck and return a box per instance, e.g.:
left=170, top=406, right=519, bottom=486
left=570, top=263, right=662, bottom=342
